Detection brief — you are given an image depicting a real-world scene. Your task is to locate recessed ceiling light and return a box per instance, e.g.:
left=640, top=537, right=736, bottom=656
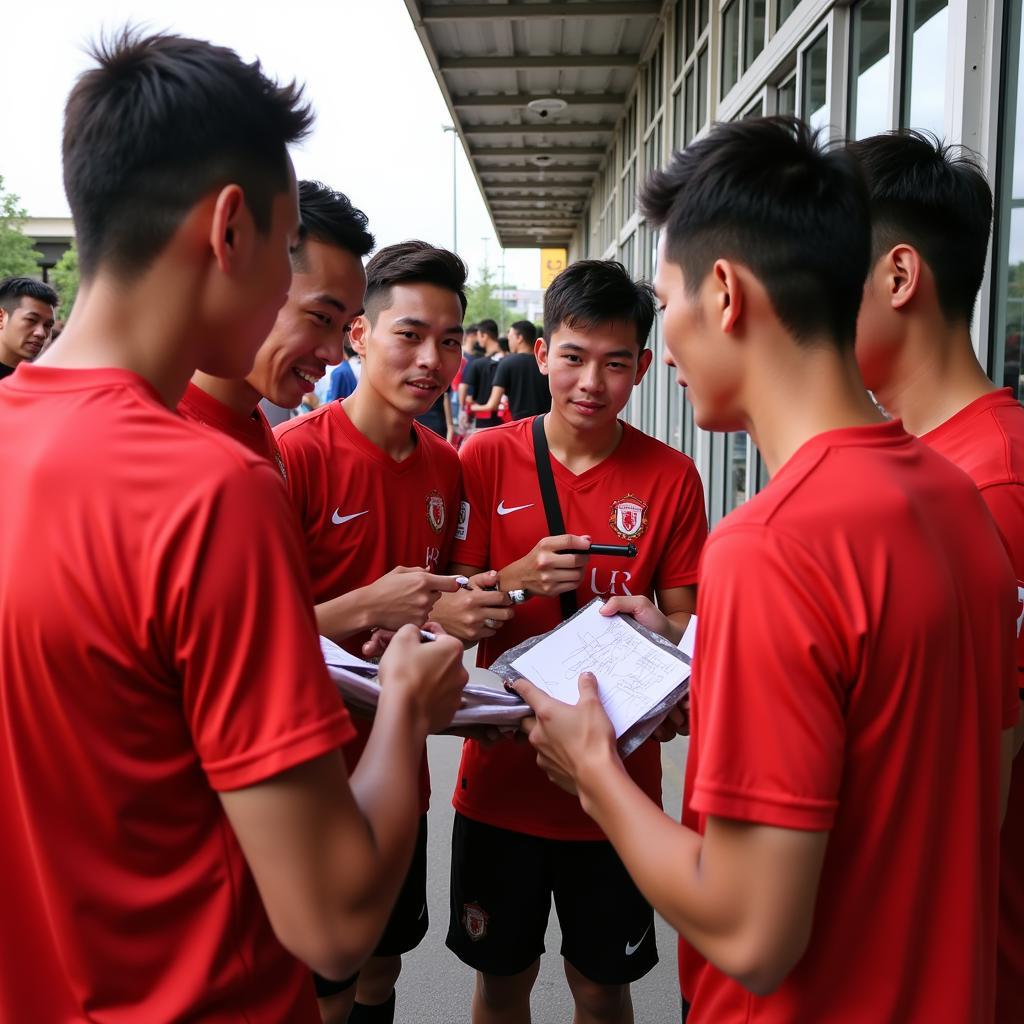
left=531, top=154, right=555, bottom=167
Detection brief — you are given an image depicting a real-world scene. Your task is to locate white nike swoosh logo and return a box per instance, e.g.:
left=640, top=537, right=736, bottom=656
left=625, top=923, right=652, bottom=956
left=332, top=509, right=369, bottom=525
left=497, top=501, right=534, bottom=516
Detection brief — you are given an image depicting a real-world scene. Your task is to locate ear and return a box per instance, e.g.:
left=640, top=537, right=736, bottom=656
left=712, top=259, right=743, bottom=334
left=534, top=336, right=549, bottom=375
left=209, top=184, right=247, bottom=274
left=886, top=244, right=922, bottom=311
left=633, top=347, right=654, bottom=385
left=348, top=314, right=370, bottom=358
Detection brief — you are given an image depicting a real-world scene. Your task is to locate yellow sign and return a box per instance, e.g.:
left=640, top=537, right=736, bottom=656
left=540, top=248, right=568, bottom=289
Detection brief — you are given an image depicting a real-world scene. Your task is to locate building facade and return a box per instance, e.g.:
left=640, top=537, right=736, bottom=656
left=411, top=0, right=1023, bottom=524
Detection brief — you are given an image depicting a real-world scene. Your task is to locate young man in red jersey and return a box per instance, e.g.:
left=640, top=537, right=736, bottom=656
left=514, top=118, right=1019, bottom=1023
left=445, top=259, right=707, bottom=1024
left=179, top=179, right=373, bottom=473
left=849, top=130, right=1024, bottom=1024
left=0, top=31, right=467, bottom=1023
left=275, top=241, right=510, bottom=1024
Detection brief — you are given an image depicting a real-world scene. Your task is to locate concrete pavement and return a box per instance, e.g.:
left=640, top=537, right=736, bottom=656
left=393, top=727, right=690, bottom=1023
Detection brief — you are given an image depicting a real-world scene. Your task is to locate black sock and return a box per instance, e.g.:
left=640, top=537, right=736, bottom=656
left=348, top=991, right=396, bottom=1024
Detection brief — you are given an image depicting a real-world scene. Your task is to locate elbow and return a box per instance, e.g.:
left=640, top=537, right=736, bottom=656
left=273, top=919, right=378, bottom=984
left=719, top=932, right=811, bottom=997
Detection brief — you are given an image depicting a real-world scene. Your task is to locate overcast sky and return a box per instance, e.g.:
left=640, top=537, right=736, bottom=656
left=1, top=0, right=541, bottom=289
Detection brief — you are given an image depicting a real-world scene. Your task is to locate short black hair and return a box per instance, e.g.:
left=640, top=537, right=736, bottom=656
left=640, top=116, right=870, bottom=348
left=510, top=319, right=538, bottom=344
left=847, top=130, right=992, bottom=326
left=477, top=318, right=499, bottom=340
left=364, top=240, right=468, bottom=322
left=543, top=260, right=656, bottom=350
left=63, top=28, right=313, bottom=280
left=294, top=180, right=374, bottom=268
left=466, top=323, right=479, bottom=333
left=0, top=277, right=58, bottom=316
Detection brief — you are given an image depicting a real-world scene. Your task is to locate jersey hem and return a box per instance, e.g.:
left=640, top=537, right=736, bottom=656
left=452, top=796, right=613, bottom=842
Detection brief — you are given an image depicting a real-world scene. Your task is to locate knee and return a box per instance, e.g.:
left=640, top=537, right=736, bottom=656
left=475, top=963, right=539, bottom=1010
left=566, top=973, right=630, bottom=1021
left=356, top=955, right=402, bottom=1004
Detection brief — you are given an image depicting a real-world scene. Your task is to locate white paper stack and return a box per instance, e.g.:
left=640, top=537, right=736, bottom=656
left=319, top=636, right=528, bottom=731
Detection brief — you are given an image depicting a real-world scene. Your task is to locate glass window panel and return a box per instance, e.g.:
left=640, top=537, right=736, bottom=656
left=777, top=73, right=797, bottom=116
left=699, top=0, right=709, bottom=33
left=697, top=46, right=709, bottom=129
left=675, top=0, right=689, bottom=73
left=901, top=0, right=948, bottom=136
left=849, top=0, right=892, bottom=140
left=744, top=0, right=766, bottom=71
left=674, top=85, right=686, bottom=149
left=721, top=0, right=740, bottom=98
left=648, top=41, right=664, bottom=121
left=777, top=0, right=797, bottom=29
left=1003, top=208, right=1024, bottom=398
left=682, top=393, right=695, bottom=457
left=742, top=95, right=765, bottom=119
left=725, top=432, right=749, bottom=511
left=682, top=70, right=695, bottom=145
left=623, top=160, right=636, bottom=219
left=801, top=30, right=829, bottom=131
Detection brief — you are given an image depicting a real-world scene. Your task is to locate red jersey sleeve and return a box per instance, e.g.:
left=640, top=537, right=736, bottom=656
left=164, top=459, right=354, bottom=791
left=654, top=460, right=707, bottom=591
left=451, top=435, right=492, bottom=569
left=979, top=482, right=1024, bottom=718
left=691, top=525, right=849, bottom=831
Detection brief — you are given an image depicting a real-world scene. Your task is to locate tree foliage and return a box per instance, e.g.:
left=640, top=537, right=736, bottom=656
left=0, top=176, right=43, bottom=278
left=463, top=262, right=527, bottom=333
left=51, top=245, right=80, bottom=320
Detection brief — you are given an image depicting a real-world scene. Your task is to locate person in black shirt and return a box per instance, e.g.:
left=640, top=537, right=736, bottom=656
left=458, top=317, right=503, bottom=429
left=0, top=277, right=57, bottom=380
left=470, top=319, right=551, bottom=420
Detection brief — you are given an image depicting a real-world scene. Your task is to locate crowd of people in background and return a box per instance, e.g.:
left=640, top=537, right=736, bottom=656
left=0, top=25, right=1021, bottom=1024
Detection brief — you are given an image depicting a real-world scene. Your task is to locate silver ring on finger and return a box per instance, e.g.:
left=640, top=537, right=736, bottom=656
left=484, top=617, right=499, bottom=630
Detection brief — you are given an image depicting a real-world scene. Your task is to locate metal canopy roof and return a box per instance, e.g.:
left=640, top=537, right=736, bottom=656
left=403, top=0, right=663, bottom=249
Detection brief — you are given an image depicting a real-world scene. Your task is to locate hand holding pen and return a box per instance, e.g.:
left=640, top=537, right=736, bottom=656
left=429, top=569, right=516, bottom=644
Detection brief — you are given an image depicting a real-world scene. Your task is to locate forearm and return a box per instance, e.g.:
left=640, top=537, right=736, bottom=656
left=663, top=612, right=690, bottom=646
left=576, top=752, right=747, bottom=968
left=314, top=589, right=375, bottom=641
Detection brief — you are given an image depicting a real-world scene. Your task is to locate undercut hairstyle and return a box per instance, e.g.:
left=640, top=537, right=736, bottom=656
left=511, top=319, right=538, bottom=344
left=543, top=260, right=656, bottom=350
left=639, top=116, right=871, bottom=349
left=293, top=180, right=374, bottom=269
left=847, top=130, right=993, bottom=327
left=0, top=277, right=58, bottom=316
left=476, top=318, right=499, bottom=340
left=63, top=28, right=314, bottom=280
left=363, top=240, right=468, bottom=323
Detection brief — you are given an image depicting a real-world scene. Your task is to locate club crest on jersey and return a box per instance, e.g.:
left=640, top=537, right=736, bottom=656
left=463, top=902, right=489, bottom=941
left=426, top=490, right=446, bottom=533
left=609, top=495, right=648, bottom=540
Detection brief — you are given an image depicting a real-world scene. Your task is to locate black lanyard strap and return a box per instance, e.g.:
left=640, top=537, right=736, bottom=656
left=531, top=414, right=578, bottom=621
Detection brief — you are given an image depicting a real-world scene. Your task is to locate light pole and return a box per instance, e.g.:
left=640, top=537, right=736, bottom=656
left=442, top=125, right=458, bottom=253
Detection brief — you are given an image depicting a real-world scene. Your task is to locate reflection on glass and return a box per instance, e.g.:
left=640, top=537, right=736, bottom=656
left=777, top=0, right=797, bottom=29
left=902, top=0, right=948, bottom=136
left=850, top=0, right=892, bottom=140
left=725, top=432, right=748, bottom=511
left=699, top=0, right=709, bottom=32
left=675, top=0, right=690, bottom=72
left=777, top=74, right=797, bottom=116
left=697, top=46, right=709, bottom=130
left=683, top=69, right=695, bottom=145
left=801, top=30, right=829, bottom=131
left=744, top=0, right=766, bottom=71
left=721, top=1, right=740, bottom=97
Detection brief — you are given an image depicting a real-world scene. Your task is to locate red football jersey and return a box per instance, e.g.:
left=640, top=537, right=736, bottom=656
left=0, top=365, right=354, bottom=1023
left=678, top=421, right=1017, bottom=1023
left=451, top=416, right=707, bottom=839
left=275, top=401, right=462, bottom=810
left=920, top=387, right=1024, bottom=1023
left=178, top=380, right=287, bottom=478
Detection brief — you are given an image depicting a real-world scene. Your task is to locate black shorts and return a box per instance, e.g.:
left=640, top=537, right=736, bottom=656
left=446, top=813, right=657, bottom=986
left=313, top=814, right=429, bottom=998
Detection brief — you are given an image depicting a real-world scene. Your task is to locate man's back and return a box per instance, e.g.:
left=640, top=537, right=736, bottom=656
left=681, top=422, right=1016, bottom=1022
left=494, top=351, right=551, bottom=419
left=0, top=365, right=351, bottom=1022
